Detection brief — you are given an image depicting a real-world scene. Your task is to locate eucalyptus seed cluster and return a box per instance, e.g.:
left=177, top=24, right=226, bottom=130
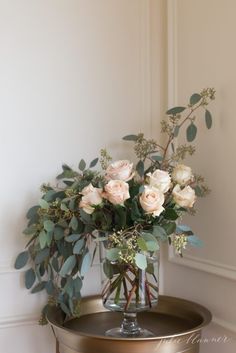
left=108, top=231, right=138, bottom=264
left=173, top=234, right=188, bottom=255
left=200, top=88, right=216, bottom=105
left=100, top=149, right=112, bottom=170
left=171, top=145, right=196, bottom=162
left=134, top=134, right=159, bottom=160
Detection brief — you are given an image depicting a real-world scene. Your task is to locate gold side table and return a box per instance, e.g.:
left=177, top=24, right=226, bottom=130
left=48, top=295, right=212, bottom=353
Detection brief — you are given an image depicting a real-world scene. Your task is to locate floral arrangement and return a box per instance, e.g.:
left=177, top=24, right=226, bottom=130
left=14, top=89, right=215, bottom=324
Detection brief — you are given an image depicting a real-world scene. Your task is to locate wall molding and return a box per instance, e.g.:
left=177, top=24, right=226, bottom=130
left=167, top=0, right=178, bottom=107
left=139, top=0, right=152, bottom=136
left=167, top=0, right=236, bottom=283
left=0, top=314, right=38, bottom=329
left=213, top=316, right=236, bottom=335
left=168, top=247, right=236, bottom=281
left=0, top=260, right=23, bottom=275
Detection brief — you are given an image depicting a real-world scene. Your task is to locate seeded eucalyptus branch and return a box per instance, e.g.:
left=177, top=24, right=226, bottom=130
left=123, top=87, right=215, bottom=195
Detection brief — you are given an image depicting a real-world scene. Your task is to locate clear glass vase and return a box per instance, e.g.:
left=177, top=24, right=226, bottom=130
left=99, top=240, right=160, bottom=338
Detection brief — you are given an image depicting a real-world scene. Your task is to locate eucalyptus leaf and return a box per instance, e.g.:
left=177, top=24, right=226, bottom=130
left=69, top=215, right=78, bottom=231
left=44, top=220, right=55, bottom=232
left=46, top=231, right=53, bottom=246
left=23, top=224, right=37, bottom=236
left=66, top=234, right=81, bottom=243
left=194, top=185, right=204, bottom=197
left=176, top=224, right=192, bottom=233
left=52, top=257, right=59, bottom=272
left=15, top=251, right=29, bottom=269
left=151, top=155, right=163, bottom=162
left=43, top=190, right=57, bottom=202
left=74, top=277, right=83, bottom=294
left=137, top=237, right=148, bottom=251
left=45, top=280, right=54, bottom=295
left=163, top=222, right=176, bottom=235
left=39, top=230, right=47, bottom=249
left=186, top=123, right=197, bottom=142
left=35, top=248, right=50, bottom=265
left=39, top=199, right=49, bottom=210
left=141, top=233, right=159, bottom=251
left=188, top=235, right=203, bottom=247
left=174, top=125, right=180, bottom=137
left=59, top=302, right=71, bottom=316
left=80, top=252, right=91, bottom=276
left=54, top=226, right=65, bottom=240
left=190, top=93, right=202, bottom=105
left=31, top=281, right=46, bottom=294
left=62, top=164, right=72, bottom=171
left=63, top=277, right=74, bottom=297
left=135, top=253, right=147, bottom=270
left=163, top=208, right=179, bottom=220
left=103, top=260, right=114, bottom=279
left=79, top=209, right=92, bottom=223
left=79, top=159, right=86, bottom=171
left=106, top=248, right=120, bottom=262
left=57, top=170, right=78, bottom=180
left=136, top=160, right=144, bottom=177
left=59, top=255, right=76, bottom=277
left=166, top=106, right=186, bottom=115
left=205, top=110, right=212, bottom=129
left=25, top=268, right=36, bottom=289
left=73, top=239, right=85, bottom=254
left=153, top=225, right=167, bottom=241
left=89, top=158, right=99, bottom=168
left=60, top=203, right=69, bottom=211
left=26, top=205, right=40, bottom=220
left=123, top=134, right=138, bottom=141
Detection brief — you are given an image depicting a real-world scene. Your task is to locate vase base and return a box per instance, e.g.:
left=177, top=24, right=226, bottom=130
left=105, top=327, right=154, bottom=338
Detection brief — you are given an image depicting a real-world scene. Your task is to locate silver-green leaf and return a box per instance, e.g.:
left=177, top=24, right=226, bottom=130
left=59, top=255, right=76, bottom=277
left=15, top=251, right=29, bottom=269
left=135, top=253, right=147, bottom=270
left=186, top=123, right=197, bottom=142
left=205, top=109, right=212, bottom=129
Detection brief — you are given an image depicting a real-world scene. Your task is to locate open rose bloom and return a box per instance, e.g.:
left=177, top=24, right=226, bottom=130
left=105, top=160, right=134, bottom=181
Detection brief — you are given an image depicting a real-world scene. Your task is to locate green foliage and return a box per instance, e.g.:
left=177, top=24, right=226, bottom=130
left=186, top=123, right=197, bottom=142
left=89, top=158, right=99, bottom=168
left=141, top=233, right=159, bottom=251
left=15, top=251, right=29, bottom=269
left=106, top=248, right=120, bottom=262
left=166, top=106, right=186, bottom=115
left=136, top=160, right=144, bottom=177
left=80, top=252, right=91, bottom=276
left=205, top=110, right=212, bottom=129
left=135, top=253, right=147, bottom=270
left=59, top=255, right=76, bottom=277
left=14, top=88, right=215, bottom=322
left=190, top=93, right=202, bottom=105
left=25, top=268, right=36, bottom=289
left=123, top=134, right=139, bottom=141
left=79, top=159, right=86, bottom=171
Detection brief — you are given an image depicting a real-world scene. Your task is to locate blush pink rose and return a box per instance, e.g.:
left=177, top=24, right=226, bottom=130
left=139, top=186, right=165, bottom=217
left=79, top=183, right=103, bottom=214
left=104, top=180, right=130, bottom=205
left=105, top=160, right=134, bottom=181
left=147, top=169, right=171, bottom=193
left=172, top=185, right=196, bottom=208
left=172, top=164, right=193, bottom=186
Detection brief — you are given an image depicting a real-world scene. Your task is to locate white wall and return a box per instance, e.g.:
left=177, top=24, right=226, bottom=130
left=163, top=1, right=236, bottom=352
left=0, top=1, right=156, bottom=352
